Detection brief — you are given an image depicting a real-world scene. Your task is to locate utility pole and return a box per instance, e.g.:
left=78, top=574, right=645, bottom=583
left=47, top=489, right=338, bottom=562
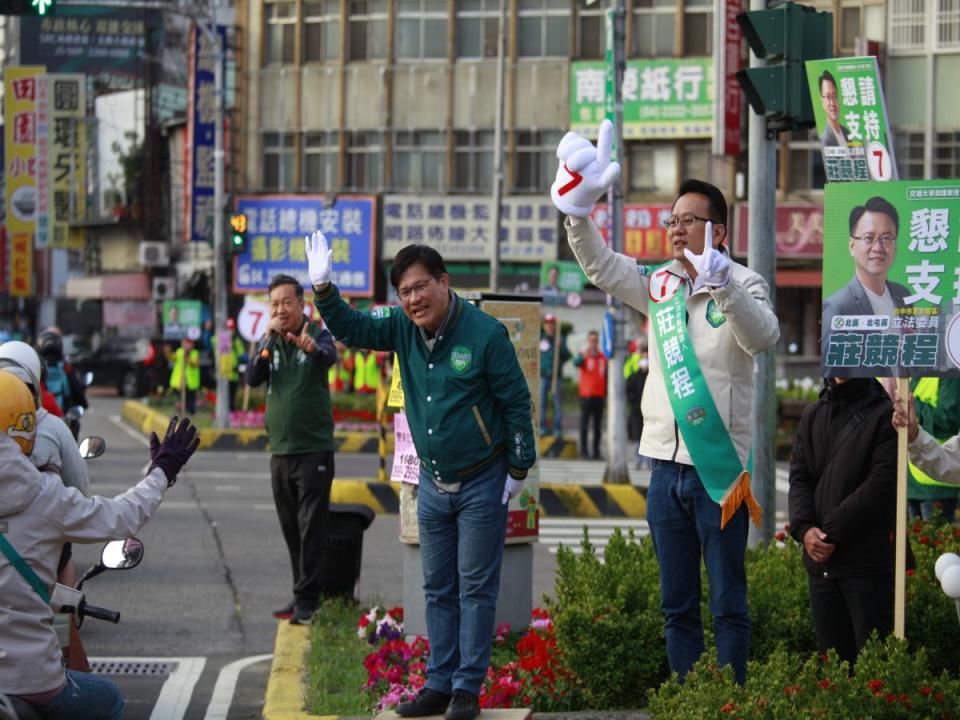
left=488, top=0, right=506, bottom=292
left=603, top=0, right=629, bottom=484
left=746, top=0, right=777, bottom=545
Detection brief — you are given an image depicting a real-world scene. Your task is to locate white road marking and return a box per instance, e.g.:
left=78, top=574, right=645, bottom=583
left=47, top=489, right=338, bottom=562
left=214, top=485, right=242, bottom=492
left=92, top=656, right=206, bottom=720
left=202, top=654, right=273, bottom=720
left=109, top=414, right=150, bottom=447
left=254, top=503, right=276, bottom=511
left=776, top=467, right=790, bottom=495
left=189, top=471, right=268, bottom=479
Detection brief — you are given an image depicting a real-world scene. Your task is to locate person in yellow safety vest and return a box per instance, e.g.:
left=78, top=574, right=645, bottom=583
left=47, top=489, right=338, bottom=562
left=170, top=337, right=202, bottom=415
left=328, top=341, right=353, bottom=393
left=354, top=349, right=381, bottom=394
left=218, top=319, right=248, bottom=411
left=906, top=377, right=960, bottom=523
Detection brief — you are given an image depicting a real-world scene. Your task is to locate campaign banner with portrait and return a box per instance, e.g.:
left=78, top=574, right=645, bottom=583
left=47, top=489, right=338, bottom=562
left=162, top=299, right=203, bottom=341
left=821, top=181, right=960, bottom=378
left=805, top=57, right=897, bottom=184
left=232, top=195, right=376, bottom=297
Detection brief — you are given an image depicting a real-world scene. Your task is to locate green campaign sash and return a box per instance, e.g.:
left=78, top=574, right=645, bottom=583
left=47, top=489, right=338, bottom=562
left=649, top=273, right=761, bottom=529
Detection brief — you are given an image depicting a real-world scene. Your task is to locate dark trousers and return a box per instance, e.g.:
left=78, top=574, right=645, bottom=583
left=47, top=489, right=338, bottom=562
left=808, top=573, right=893, bottom=665
left=580, top=396, right=605, bottom=458
left=270, top=451, right=335, bottom=609
left=185, top=389, right=197, bottom=415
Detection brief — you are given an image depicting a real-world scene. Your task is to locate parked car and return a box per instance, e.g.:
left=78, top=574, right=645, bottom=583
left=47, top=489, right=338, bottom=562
left=73, top=336, right=167, bottom=398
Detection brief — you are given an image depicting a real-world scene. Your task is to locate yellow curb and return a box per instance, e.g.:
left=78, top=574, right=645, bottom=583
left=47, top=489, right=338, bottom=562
left=330, top=480, right=386, bottom=513
left=603, top=484, right=647, bottom=518
left=543, top=485, right=601, bottom=517
left=263, top=621, right=338, bottom=720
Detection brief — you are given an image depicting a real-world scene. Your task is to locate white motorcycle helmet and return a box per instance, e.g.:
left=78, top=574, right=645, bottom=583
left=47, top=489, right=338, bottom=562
left=0, top=373, right=37, bottom=456
left=0, top=341, right=42, bottom=406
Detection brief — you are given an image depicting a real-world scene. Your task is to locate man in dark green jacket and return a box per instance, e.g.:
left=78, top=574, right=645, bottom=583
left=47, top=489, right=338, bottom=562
left=306, top=233, right=535, bottom=720
left=907, top=377, right=960, bottom=522
left=245, top=274, right=337, bottom=625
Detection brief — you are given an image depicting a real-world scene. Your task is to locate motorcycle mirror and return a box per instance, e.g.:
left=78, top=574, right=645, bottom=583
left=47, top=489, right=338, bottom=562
left=84, top=371, right=94, bottom=387
left=100, top=538, right=144, bottom=571
left=65, top=405, right=84, bottom=421
left=78, top=436, right=106, bottom=459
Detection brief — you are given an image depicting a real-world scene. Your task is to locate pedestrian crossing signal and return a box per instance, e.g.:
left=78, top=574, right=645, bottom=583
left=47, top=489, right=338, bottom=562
left=230, top=214, right=247, bottom=254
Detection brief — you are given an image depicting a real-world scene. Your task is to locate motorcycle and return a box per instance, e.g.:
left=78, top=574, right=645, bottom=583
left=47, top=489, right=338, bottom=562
left=0, top=537, right=145, bottom=720
left=64, top=372, right=94, bottom=442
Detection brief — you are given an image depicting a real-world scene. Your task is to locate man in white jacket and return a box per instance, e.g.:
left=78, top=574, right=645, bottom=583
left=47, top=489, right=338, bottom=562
left=551, top=121, right=779, bottom=684
left=0, top=373, right=199, bottom=720
left=894, top=392, right=960, bottom=485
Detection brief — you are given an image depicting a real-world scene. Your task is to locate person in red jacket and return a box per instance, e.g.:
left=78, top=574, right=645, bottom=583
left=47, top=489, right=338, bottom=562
left=574, top=330, right=607, bottom=459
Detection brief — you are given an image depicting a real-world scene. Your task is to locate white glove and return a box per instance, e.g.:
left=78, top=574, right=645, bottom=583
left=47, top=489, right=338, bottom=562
left=502, top=475, right=524, bottom=505
left=550, top=119, right=621, bottom=218
left=682, top=222, right=731, bottom=291
left=304, top=230, right=333, bottom=286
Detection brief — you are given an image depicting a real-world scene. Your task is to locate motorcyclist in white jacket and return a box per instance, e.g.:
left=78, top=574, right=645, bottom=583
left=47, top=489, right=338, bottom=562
left=0, top=373, right=199, bottom=720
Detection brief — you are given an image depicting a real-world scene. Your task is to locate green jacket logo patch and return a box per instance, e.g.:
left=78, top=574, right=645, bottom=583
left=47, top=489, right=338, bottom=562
left=371, top=306, right=391, bottom=319
left=450, top=346, right=473, bottom=374
left=706, top=299, right=726, bottom=328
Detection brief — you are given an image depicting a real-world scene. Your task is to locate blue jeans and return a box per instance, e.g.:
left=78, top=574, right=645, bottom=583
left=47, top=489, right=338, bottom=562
left=539, top=376, right=562, bottom=435
left=646, top=459, right=750, bottom=684
left=417, top=459, right=508, bottom=696
left=32, top=669, right=124, bottom=720
left=908, top=498, right=958, bottom=523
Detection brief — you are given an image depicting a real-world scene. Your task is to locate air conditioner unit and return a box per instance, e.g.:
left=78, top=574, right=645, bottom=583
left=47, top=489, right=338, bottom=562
left=140, top=242, right=170, bottom=267
left=153, top=277, right=176, bottom=301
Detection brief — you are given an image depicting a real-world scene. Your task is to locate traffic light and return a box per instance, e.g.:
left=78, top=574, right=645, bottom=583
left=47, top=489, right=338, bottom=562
left=2, top=0, right=57, bottom=15
left=735, top=3, right=832, bottom=134
left=229, top=213, right=247, bottom=254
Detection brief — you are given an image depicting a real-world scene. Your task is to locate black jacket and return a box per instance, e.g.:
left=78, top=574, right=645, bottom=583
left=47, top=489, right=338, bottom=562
left=788, top=378, right=900, bottom=578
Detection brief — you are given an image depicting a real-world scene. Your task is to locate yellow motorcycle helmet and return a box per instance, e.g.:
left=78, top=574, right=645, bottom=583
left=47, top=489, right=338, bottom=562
left=0, top=373, right=36, bottom=455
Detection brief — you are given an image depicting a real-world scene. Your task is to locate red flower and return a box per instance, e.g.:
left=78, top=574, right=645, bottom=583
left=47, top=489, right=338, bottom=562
left=775, top=530, right=786, bottom=541
left=920, top=686, right=933, bottom=697
left=868, top=679, right=884, bottom=695
left=720, top=702, right=735, bottom=713
left=920, top=535, right=930, bottom=545
left=819, top=679, right=831, bottom=690
left=886, top=693, right=898, bottom=704
left=906, top=569, right=916, bottom=577
left=936, top=692, right=946, bottom=703
left=358, top=615, right=371, bottom=628
left=784, top=685, right=801, bottom=698
left=388, top=606, right=404, bottom=622
left=821, top=654, right=830, bottom=663
left=899, top=694, right=912, bottom=708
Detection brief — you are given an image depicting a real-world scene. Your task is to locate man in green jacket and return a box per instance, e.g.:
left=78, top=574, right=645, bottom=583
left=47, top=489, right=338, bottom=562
left=306, top=233, right=535, bottom=720
left=245, top=274, right=338, bottom=625
left=907, top=377, right=960, bottom=523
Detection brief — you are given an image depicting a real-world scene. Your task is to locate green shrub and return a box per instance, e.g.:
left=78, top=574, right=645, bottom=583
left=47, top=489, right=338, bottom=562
left=649, top=636, right=960, bottom=719
left=905, top=520, right=960, bottom=674
left=546, top=529, right=668, bottom=709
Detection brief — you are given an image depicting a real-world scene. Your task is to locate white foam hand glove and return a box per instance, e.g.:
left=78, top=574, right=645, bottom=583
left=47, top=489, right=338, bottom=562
left=683, top=222, right=731, bottom=291
left=305, top=230, right=333, bottom=287
left=502, top=475, right=524, bottom=505
left=550, top=119, right=621, bottom=218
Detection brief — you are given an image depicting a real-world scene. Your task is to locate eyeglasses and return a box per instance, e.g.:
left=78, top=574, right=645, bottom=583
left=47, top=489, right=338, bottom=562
left=850, top=234, right=896, bottom=248
left=821, top=93, right=838, bottom=102
left=662, top=214, right=717, bottom=230
left=398, top=278, right=435, bottom=302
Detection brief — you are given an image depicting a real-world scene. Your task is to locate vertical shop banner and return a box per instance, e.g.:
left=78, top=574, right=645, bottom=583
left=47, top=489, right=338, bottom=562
left=4, top=67, right=45, bottom=297
left=591, top=203, right=675, bottom=259
left=805, top=57, right=897, bottom=183
left=723, top=0, right=743, bottom=156
left=233, top=195, right=376, bottom=296
left=185, top=24, right=227, bottom=243
left=822, top=181, right=960, bottom=378
left=381, top=196, right=557, bottom=263
left=35, top=75, right=49, bottom=248
left=45, top=74, right=86, bottom=249
left=571, top=58, right=714, bottom=139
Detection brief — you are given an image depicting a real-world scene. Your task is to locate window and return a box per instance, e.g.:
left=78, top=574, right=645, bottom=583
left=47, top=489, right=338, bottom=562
left=628, top=143, right=676, bottom=195
left=346, top=131, right=384, bottom=189
left=393, top=130, right=445, bottom=190
left=453, top=130, right=494, bottom=192
left=895, top=130, right=925, bottom=178
left=938, top=0, right=960, bottom=49
left=633, top=0, right=676, bottom=57
left=577, top=3, right=605, bottom=59
left=303, top=0, right=341, bottom=62
left=839, top=2, right=885, bottom=50
left=682, top=142, right=711, bottom=183
left=889, top=0, right=926, bottom=51
left=263, top=132, right=296, bottom=190
left=456, top=0, right=500, bottom=59
left=514, top=130, right=563, bottom=192
left=348, top=0, right=388, bottom=60
left=518, top=0, right=570, bottom=57
left=786, top=130, right=826, bottom=192
left=396, top=0, right=447, bottom=59
left=935, top=131, right=960, bottom=178
left=303, top=131, right=340, bottom=190
left=264, top=0, right=295, bottom=65
left=684, top=0, right=713, bottom=55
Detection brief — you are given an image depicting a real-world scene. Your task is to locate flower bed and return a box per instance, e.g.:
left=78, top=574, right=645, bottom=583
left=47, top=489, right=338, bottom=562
left=314, top=520, right=960, bottom=715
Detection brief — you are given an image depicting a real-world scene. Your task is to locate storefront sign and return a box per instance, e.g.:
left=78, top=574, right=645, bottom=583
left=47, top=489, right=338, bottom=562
left=45, top=74, right=86, bottom=249
left=591, top=203, right=675, bottom=260
left=732, top=204, right=824, bottom=259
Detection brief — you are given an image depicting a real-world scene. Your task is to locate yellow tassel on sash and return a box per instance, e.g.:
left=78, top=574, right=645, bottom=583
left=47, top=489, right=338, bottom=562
left=719, top=471, right=762, bottom=530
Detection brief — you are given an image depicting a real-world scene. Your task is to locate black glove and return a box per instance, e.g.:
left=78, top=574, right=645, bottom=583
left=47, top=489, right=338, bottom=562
left=148, top=416, right=200, bottom=487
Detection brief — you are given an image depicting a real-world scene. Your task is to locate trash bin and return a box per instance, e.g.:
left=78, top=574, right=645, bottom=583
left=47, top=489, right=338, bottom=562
left=321, top=503, right=375, bottom=598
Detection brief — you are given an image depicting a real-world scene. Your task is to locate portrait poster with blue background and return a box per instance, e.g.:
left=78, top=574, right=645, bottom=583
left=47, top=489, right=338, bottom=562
left=232, top=195, right=376, bottom=298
